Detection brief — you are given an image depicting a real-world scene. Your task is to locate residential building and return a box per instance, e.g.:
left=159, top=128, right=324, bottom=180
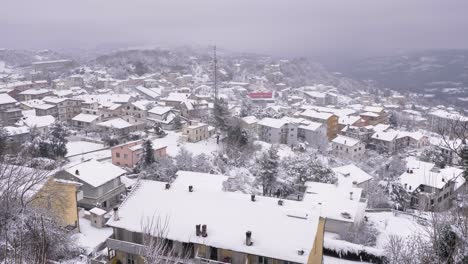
left=332, top=164, right=373, bottom=195
left=400, top=157, right=466, bottom=211
left=16, top=115, right=55, bottom=134
left=428, top=109, right=468, bottom=136
left=105, top=178, right=325, bottom=264
left=72, top=113, right=100, bottom=129
left=43, top=97, right=83, bottom=123
left=331, top=135, right=366, bottom=160
left=257, top=117, right=295, bottom=146
left=111, top=140, right=167, bottom=168
left=17, top=88, right=52, bottom=101
left=360, top=106, right=389, bottom=125
left=0, top=93, right=23, bottom=126
left=147, top=106, right=179, bottom=130
left=4, top=126, right=30, bottom=145
left=55, top=159, right=127, bottom=210
left=96, top=118, right=144, bottom=135
left=299, top=109, right=338, bottom=141
left=183, top=121, right=214, bottom=143
left=303, top=181, right=367, bottom=234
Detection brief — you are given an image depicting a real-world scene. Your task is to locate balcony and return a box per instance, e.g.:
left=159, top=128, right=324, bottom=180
left=106, top=238, right=146, bottom=255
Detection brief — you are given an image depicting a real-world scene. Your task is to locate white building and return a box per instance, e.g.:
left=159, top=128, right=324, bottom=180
left=331, top=135, right=365, bottom=160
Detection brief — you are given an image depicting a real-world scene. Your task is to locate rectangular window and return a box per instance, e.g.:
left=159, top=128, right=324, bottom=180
left=258, top=256, right=269, bottom=264
left=124, top=154, right=128, bottom=159
left=116, top=152, right=120, bottom=158
left=127, top=254, right=135, bottom=264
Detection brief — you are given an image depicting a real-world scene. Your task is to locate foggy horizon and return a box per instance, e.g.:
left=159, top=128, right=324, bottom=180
left=2, top=0, right=468, bottom=57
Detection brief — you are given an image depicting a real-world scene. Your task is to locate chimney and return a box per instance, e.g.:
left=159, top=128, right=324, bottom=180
left=278, top=199, right=284, bottom=206
left=251, top=194, right=256, bottom=202
left=349, top=192, right=353, bottom=200
left=75, top=169, right=79, bottom=175
left=113, top=207, right=119, bottom=221
left=195, top=224, right=201, bottom=236
left=246, top=231, right=253, bottom=246
left=189, top=185, right=194, bottom=192
left=201, top=224, right=208, bottom=237
left=165, top=183, right=171, bottom=190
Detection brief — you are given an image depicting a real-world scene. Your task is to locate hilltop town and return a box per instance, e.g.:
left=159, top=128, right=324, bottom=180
left=0, top=47, right=467, bottom=264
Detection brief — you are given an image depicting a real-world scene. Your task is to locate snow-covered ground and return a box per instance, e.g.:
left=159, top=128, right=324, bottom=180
left=72, top=216, right=112, bottom=255
left=152, top=131, right=220, bottom=157
left=366, top=211, right=427, bottom=248
left=66, top=141, right=107, bottom=157
left=254, top=140, right=296, bottom=158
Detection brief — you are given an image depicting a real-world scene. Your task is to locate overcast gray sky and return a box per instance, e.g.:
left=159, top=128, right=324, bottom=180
left=1, top=0, right=468, bottom=56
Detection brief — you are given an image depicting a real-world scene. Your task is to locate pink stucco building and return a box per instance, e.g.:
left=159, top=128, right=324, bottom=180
left=111, top=140, right=167, bottom=168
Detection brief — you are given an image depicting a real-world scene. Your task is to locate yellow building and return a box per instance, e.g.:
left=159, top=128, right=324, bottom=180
left=32, top=177, right=82, bottom=229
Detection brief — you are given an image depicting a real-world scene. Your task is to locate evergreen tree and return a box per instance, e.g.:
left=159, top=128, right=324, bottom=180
left=0, top=128, right=7, bottom=158
left=212, top=98, right=230, bottom=131
left=226, top=121, right=248, bottom=148
left=239, top=99, right=252, bottom=118
left=173, top=115, right=183, bottom=130
left=389, top=112, right=398, bottom=128
left=49, top=123, right=69, bottom=158
left=461, top=145, right=468, bottom=181
left=257, top=145, right=280, bottom=196
left=435, top=224, right=457, bottom=263
left=142, top=140, right=155, bottom=166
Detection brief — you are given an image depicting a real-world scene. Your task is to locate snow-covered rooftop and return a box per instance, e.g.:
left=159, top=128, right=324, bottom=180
left=332, top=135, right=361, bottom=147
left=400, top=157, right=464, bottom=192
left=107, top=180, right=319, bottom=263
left=300, top=109, right=334, bottom=120
left=90, top=207, right=107, bottom=216
left=257, top=117, right=288, bottom=129
left=148, top=106, right=174, bottom=115
left=303, top=181, right=364, bottom=223
left=72, top=113, right=100, bottom=123
left=0, top=93, right=17, bottom=104
left=363, top=106, right=384, bottom=113
left=65, top=160, right=126, bottom=187
left=97, top=118, right=132, bottom=129
left=332, top=164, right=373, bottom=187
left=19, top=88, right=50, bottom=95
left=171, top=171, right=229, bottom=192
left=18, top=115, right=55, bottom=128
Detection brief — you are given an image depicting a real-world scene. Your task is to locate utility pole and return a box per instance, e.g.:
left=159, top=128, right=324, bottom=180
left=213, top=45, right=218, bottom=102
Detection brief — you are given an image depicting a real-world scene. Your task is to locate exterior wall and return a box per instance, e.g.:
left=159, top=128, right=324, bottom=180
left=324, top=218, right=353, bottom=234
left=326, top=116, right=339, bottom=140
left=184, top=125, right=210, bottom=142
left=409, top=182, right=458, bottom=211
left=112, top=141, right=167, bottom=168
left=298, top=125, right=328, bottom=150
left=258, top=125, right=283, bottom=144
left=332, top=142, right=365, bottom=160
left=32, top=178, right=79, bottom=228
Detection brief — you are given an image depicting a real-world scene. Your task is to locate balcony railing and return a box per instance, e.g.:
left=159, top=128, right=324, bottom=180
left=106, top=238, right=146, bottom=255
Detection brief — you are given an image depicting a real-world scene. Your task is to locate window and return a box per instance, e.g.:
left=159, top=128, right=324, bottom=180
left=258, top=256, right=269, bottom=264
left=438, top=197, right=442, bottom=203
left=127, top=254, right=135, bottom=264
left=124, top=154, right=128, bottom=160
left=116, top=152, right=120, bottom=158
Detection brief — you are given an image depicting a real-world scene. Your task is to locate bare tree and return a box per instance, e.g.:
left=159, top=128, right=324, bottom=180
left=141, top=216, right=192, bottom=264
left=0, top=158, right=80, bottom=263
left=436, top=116, right=468, bottom=159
